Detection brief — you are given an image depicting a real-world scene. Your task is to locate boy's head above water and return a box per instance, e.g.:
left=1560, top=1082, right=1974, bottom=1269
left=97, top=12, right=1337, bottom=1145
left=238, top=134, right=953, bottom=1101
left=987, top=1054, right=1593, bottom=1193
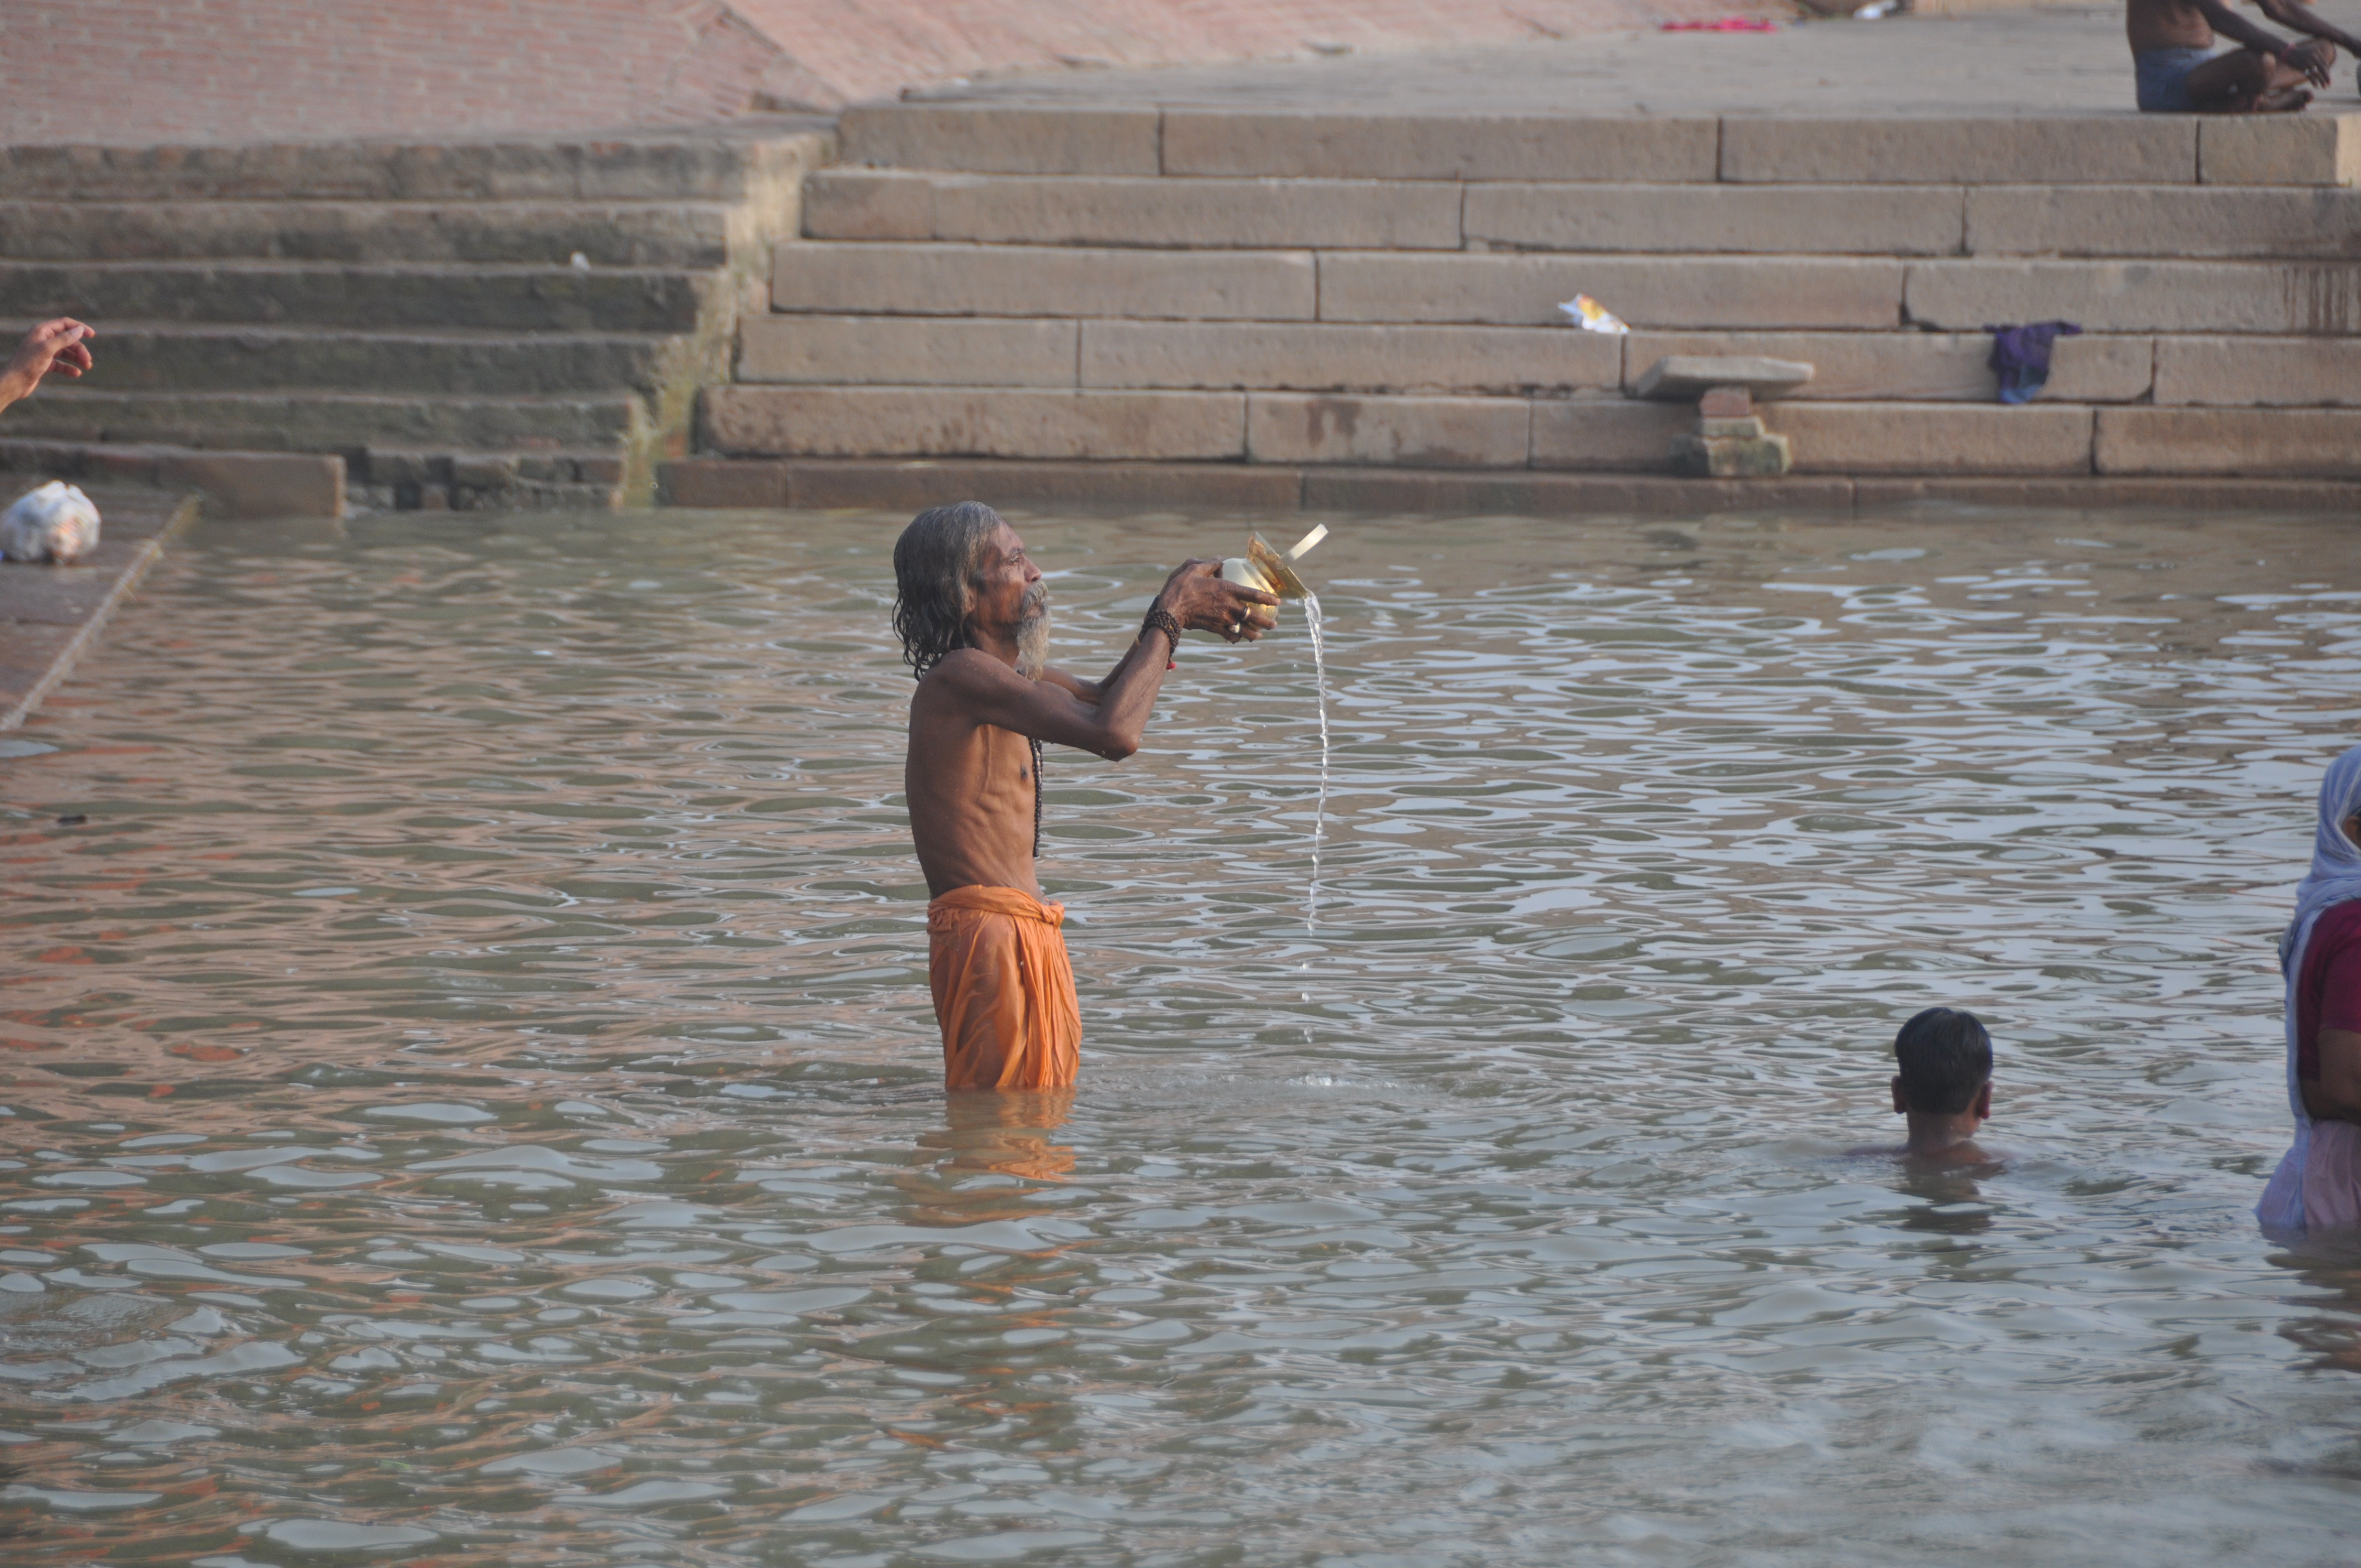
left=1890, top=1006, right=1994, bottom=1159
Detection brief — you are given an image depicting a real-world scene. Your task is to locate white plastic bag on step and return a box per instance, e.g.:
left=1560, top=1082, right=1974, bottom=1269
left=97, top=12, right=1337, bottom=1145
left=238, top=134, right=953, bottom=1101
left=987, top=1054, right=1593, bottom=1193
left=1, top=481, right=102, bottom=565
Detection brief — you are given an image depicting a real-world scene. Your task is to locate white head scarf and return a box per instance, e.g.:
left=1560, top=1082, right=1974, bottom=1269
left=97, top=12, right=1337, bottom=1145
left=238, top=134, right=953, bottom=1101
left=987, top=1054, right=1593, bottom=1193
left=2256, top=742, right=2361, bottom=1233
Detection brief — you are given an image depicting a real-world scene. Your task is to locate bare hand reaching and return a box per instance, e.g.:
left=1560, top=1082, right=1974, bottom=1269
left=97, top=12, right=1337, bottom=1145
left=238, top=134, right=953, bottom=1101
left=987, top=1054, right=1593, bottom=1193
left=1156, top=558, right=1281, bottom=644
left=2285, top=37, right=2336, bottom=86
left=0, top=319, right=96, bottom=413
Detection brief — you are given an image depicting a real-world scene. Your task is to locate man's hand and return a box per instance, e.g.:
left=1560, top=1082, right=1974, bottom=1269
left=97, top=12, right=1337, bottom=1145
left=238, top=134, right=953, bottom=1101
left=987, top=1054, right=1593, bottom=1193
left=1155, top=558, right=1281, bottom=644
left=2284, top=36, right=2337, bottom=86
left=0, top=319, right=95, bottom=411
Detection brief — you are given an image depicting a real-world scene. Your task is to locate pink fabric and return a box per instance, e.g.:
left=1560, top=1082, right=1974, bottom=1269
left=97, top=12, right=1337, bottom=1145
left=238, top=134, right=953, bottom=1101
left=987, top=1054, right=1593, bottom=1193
left=2303, top=1119, right=2361, bottom=1230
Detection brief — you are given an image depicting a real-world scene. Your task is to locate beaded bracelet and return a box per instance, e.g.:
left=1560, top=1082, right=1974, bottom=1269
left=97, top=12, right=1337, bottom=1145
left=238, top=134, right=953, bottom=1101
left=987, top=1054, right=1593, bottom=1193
left=1141, top=606, right=1184, bottom=667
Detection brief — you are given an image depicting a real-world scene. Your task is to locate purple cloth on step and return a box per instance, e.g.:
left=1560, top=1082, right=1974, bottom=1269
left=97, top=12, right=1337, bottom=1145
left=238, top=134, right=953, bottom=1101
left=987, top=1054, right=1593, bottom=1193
left=1986, top=322, right=2082, bottom=405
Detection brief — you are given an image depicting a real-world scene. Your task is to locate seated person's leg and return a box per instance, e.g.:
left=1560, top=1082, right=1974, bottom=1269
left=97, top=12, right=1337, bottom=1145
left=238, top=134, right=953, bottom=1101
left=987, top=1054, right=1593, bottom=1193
left=2184, top=46, right=2314, bottom=110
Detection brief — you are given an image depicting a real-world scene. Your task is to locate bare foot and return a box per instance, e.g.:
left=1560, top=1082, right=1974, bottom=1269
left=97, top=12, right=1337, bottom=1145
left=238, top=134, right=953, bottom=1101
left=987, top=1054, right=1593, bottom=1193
left=2256, top=85, right=2315, bottom=111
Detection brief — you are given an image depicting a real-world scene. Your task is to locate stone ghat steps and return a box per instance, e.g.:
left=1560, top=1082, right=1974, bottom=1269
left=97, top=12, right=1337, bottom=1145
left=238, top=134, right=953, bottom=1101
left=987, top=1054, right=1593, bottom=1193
left=735, top=318, right=2352, bottom=407
left=0, top=133, right=825, bottom=204
left=0, top=200, right=770, bottom=269
left=0, top=261, right=724, bottom=334
left=1, top=128, right=833, bottom=513
left=765, top=243, right=2361, bottom=336
left=697, top=385, right=2361, bottom=477
left=20, top=323, right=699, bottom=396
left=836, top=104, right=2361, bottom=187
left=806, top=170, right=2361, bottom=258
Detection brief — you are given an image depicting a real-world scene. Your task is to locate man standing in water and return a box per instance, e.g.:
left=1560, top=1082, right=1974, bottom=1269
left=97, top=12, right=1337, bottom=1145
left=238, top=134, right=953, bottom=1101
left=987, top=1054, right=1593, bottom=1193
left=892, top=502, right=1277, bottom=1091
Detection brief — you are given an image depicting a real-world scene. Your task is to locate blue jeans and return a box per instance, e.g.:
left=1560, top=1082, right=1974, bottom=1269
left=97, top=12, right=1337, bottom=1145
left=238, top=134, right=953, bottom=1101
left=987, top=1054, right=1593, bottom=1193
left=2136, top=45, right=2221, bottom=112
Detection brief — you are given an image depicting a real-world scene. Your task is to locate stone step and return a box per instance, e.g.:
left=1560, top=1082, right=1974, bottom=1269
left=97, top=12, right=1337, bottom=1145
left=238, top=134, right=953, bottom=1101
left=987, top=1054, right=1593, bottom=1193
left=1906, top=258, right=2361, bottom=334
left=0, top=132, right=832, bottom=204
left=347, top=447, right=631, bottom=511
left=1964, top=185, right=2361, bottom=259
left=770, top=242, right=1315, bottom=320
left=34, top=323, right=700, bottom=396
left=0, top=260, right=721, bottom=332
left=1620, top=330, right=2153, bottom=404
left=0, top=199, right=759, bottom=268
left=697, top=383, right=2131, bottom=475
left=4, top=389, right=646, bottom=454
left=835, top=102, right=2360, bottom=186
left=2095, top=406, right=2361, bottom=476
left=1316, top=252, right=1905, bottom=329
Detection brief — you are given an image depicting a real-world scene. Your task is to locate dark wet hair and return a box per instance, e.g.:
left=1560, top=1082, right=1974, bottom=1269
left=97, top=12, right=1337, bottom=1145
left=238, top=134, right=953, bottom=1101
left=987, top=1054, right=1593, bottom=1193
left=892, top=502, right=1004, bottom=679
left=1894, top=1007, right=1993, bottom=1115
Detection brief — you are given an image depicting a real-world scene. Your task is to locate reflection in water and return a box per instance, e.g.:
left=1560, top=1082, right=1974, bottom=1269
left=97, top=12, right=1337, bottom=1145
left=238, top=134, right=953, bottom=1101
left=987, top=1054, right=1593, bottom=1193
left=1, top=505, right=2359, bottom=1564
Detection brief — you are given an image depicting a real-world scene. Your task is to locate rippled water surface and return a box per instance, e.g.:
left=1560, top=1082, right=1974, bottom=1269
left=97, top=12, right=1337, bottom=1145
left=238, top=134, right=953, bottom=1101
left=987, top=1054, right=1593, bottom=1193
left=4, top=504, right=2361, bottom=1567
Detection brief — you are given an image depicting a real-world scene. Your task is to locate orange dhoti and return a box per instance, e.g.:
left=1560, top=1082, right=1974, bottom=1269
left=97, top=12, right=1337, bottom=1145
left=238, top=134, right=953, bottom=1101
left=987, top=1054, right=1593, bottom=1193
left=926, top=885, right=1081, bottom=1090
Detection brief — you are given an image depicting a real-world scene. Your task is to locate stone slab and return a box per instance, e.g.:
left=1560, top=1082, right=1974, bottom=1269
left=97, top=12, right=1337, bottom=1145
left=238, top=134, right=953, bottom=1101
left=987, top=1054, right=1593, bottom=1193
left=1966, top=185, right=2361, bottom=259
left=1771, top=401, right=2094, bottom=473
left=1853, top=475, right=2361, bottom=511
left=1624, top=330, right=2154, bottom=402
left=2152, top=336, right=2361, bottom=406
left=4, top=390, right=637, bottom=452
left=65, top=326, right=687, bottom=396
left=1634, top=355, right=1814, bottom=400
left=836, top=105, right=1162, bottom=175
left=1528, top=399, right=1693, bottom=470
left=2199, top=115, right=2361, bottom=187
left=802, top=169, right=936, bottom=241
left=1245, top=393, right=1530, bottom=467
left=929, top=175, right=1463, bottom=250
left=1905, top=259, right=2361, bottom=335
left=700, top=386, right=1245, bottom=460
left=739, top=315, right=1078, bottom=386
left=157, top=451, right=345, bottom=520
left=1720, top=117, right=2196, bottom=185
left=1079, top=320, right=1620, bottom=393
left=1317, top=253, right=1906, bottom=329
left=1160, top=112, right=1720, bottom=182
left=1299, top=469, right=1857, bottom=516
left=1465, top=183, right=1965, bottom=255
left=2095, top=407, right=2361, bottom=476
left=781, top=459, right=1305, bottom=513
left=770, top=242, right=1316, bottom=320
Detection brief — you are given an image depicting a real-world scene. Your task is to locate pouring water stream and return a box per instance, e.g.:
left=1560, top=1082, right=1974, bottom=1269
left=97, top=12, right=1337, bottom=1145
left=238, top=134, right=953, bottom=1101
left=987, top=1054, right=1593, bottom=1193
left=1303, top=589, right=1330, bottom=935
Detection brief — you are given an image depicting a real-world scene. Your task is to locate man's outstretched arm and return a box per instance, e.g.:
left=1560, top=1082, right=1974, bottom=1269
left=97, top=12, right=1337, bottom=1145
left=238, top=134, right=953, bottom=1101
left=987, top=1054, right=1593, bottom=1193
left=2191, top=0, right=2299, bottom=51
left=0, top=319, right=94, bottom=414
left=1036, top=560, right=1279, bottom=708
left=2255, top=0, right=2361, bottom=60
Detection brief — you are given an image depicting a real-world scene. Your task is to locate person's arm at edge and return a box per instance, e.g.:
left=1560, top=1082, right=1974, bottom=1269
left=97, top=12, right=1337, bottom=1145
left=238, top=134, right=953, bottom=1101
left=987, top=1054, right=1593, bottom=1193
left=2191, top=0, right=2301, bottom=54
left=0, top=319, right=95, bottom=415
left=2253, top=0, right=2360, bottom=64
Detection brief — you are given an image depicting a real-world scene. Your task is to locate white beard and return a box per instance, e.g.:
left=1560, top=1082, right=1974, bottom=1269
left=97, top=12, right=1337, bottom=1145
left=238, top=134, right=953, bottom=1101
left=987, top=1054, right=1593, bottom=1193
left=1014, top=582, right=1050, bottom=679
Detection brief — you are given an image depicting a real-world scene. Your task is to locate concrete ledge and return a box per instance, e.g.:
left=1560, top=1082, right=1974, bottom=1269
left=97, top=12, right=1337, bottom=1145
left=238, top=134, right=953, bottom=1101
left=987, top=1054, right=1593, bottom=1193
left=836, top=105, right=1161, bottom=176
left=1246, top=393, right=1530, bottom=467
left=1774, top=401, right=2094, bottom=474
left=1080, top=320, right=1620, bottom=394
left=1317, top=253, right=1906, bottom=328
left=1465, top=183, right=1966, bottom=255
left=1160, top=112, right=1720, bottom=182
left=1905, top=258, right=2361, bottom=334
left=656, top=458, right=2361, bottom=516
left=1622, top=330, right=2152, bottom=402
left=2095, top=406, right=2361, bottom=476
left=2152, top=337, right=2361, bottom=406
left=701, top=385, right=1247, bottom=460
left=1720, top=117, right=2197, bottom=185
left=2199, top=115, right=2361, bottom=187
left=0, top=484, right=198, bottom=731
left=0, top=439, right=344, bottom=519
left=771, top=241, right=1317, bottom=320
left=1966, top=184, right=2361, bottom=258
left=739, top=315, right=1079, bottom=386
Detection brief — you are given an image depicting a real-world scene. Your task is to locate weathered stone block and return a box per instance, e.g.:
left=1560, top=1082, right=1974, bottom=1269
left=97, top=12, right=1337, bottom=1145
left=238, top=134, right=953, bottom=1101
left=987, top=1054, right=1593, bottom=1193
left=785, top=458, right=1305, bottom=514
left=1635, top=355, right=1814, bottom=400
left=738, top=316, right=1078, bottom=387
left=1079, top=320, right=1619, bottom=393
left=1464, top=182, right=1965, bottom=255
left=1317, top=253, right=1905, bottom=329
left=1966, top=185, right=2361, bottom=258
left=1528, top=399, right=1692, bottom=470
left=659, top=459, right=791, bottom=508
left=771, top=243, right=1317, bottom=320
left=1697, top=416, right=1768, bottom=439
left=1698, top=387, right=1752, bottom=418
left=701, top=386, right=1245, bottom=461
left=158, top=450, right=346, bottom=520
left=1721, top=117, right=2197, bottom=185
left=1771, top=402, right=2094, bottom=474
left=836, top=105, right=1162, bottom=175
left=801, top=170, right=935, bottom=240
left=2152, top=336, right=2361, bottom=406
left=1624, top=329, right=2153, bottom=402
left=2095, top=407, right=2361, bottom=475
left=1906, top=259, right=2361, bottom=335
left=2199, top=115, right=2361, bottom=187
left=928, top=175, right=1462, bottom=249
left=1245, top=393, right=1530, bottom=467
left=1161, top=112, right=1719, bottom=182
left=1671, top=431, right=1791, bottom=477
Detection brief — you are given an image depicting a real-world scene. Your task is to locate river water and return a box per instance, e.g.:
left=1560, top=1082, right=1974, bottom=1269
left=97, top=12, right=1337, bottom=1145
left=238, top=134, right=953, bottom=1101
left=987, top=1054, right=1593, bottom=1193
left=2, top=505, right=2358, bottom=1566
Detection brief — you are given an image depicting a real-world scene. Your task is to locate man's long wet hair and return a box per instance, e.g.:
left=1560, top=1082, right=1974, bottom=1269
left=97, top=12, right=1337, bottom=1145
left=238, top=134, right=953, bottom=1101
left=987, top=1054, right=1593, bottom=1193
left=891, top=501, right=1004, bottom=679
left=1894, top=1007, right=1992, bottom=1114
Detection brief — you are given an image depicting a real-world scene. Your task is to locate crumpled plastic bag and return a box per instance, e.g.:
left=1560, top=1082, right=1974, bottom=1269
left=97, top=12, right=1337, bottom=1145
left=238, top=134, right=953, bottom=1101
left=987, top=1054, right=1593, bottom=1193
left=0, top=480, right=102, bottom=565
left=1559, top=295, right=1630, bottom=335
